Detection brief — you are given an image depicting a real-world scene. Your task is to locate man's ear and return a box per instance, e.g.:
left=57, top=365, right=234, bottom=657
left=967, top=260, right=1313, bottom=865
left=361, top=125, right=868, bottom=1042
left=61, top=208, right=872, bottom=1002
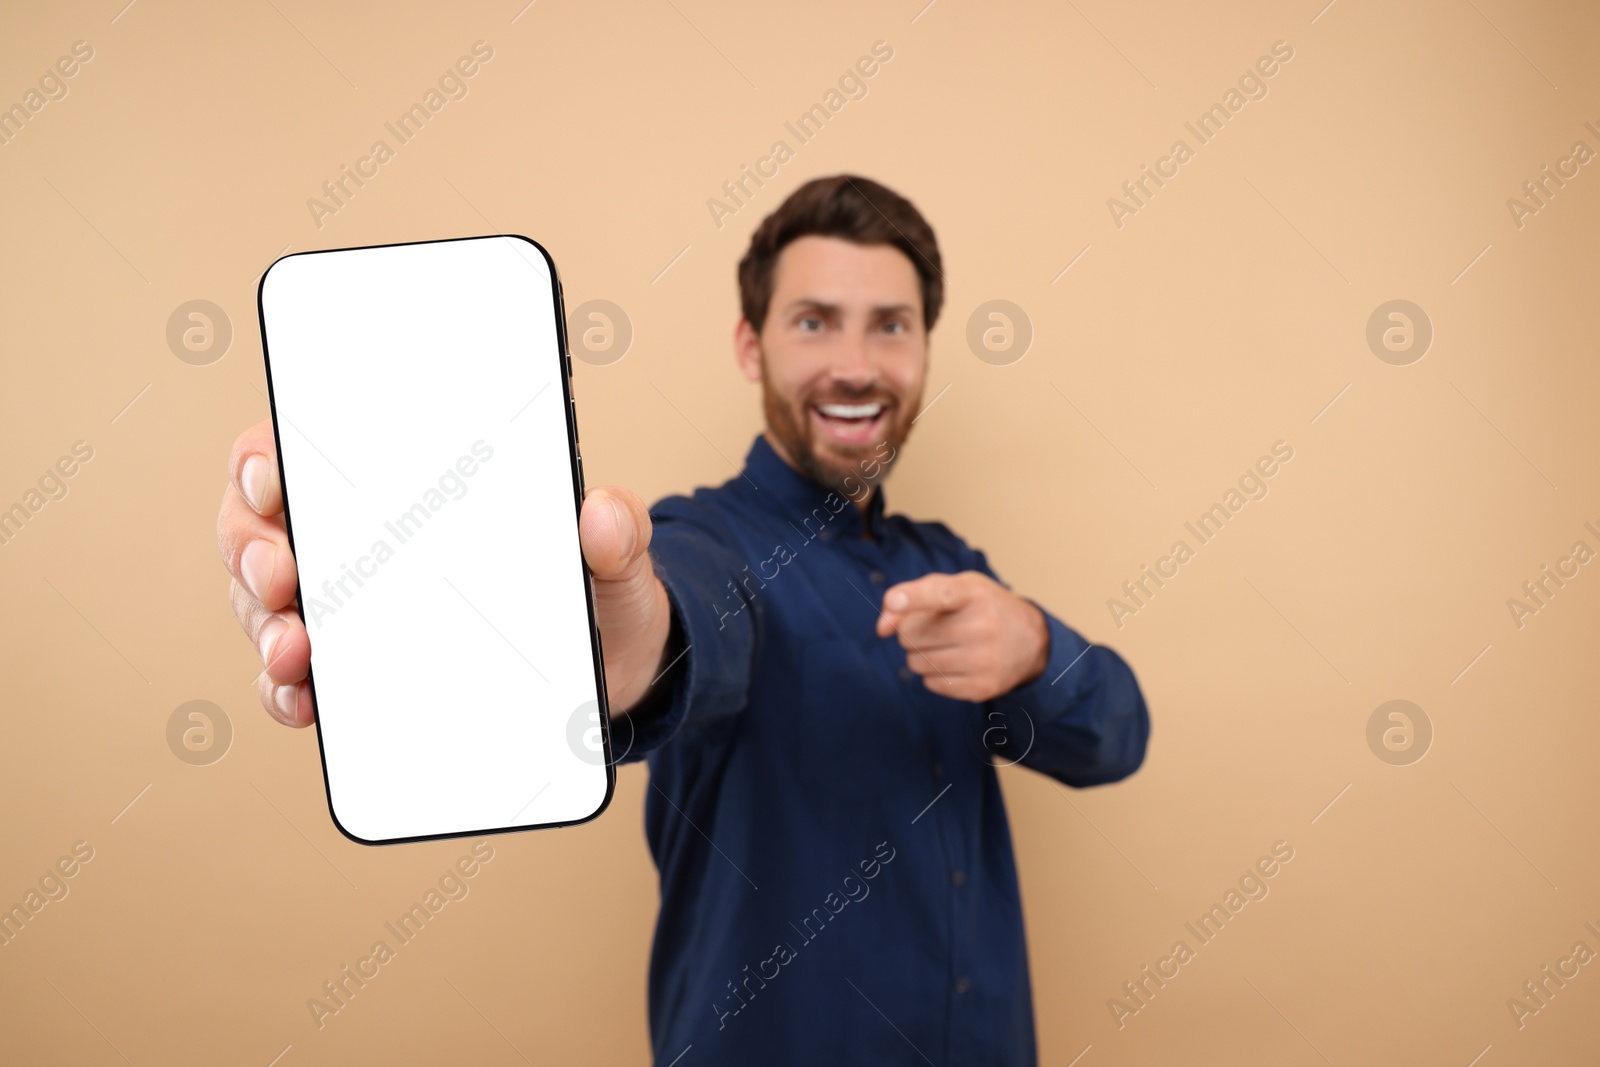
left=733, top=317, right=763, bottom=382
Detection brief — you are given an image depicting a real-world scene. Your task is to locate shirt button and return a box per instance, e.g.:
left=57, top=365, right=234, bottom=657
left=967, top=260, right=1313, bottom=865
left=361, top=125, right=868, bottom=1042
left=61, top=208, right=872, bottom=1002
left=954, top=976, right=971, bottom=995
left=818, top=528, right=831, bottom=541
left=931, top=761, right=944, bottom=779
left=951, top=869, right=965, bottom=887
left=897, top=666, right=913, bottom=682
left=869, top=569, right=886, bottom=585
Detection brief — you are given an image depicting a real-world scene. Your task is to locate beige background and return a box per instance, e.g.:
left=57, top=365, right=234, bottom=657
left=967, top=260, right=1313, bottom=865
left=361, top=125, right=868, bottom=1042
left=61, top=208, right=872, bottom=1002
left=2, top=0, right=1597, bottom=1063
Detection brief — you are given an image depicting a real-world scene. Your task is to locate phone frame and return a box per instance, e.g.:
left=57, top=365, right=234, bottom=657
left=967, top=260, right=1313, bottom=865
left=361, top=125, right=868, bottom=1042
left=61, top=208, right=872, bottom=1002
left=255, top=233, right=616, bottom=846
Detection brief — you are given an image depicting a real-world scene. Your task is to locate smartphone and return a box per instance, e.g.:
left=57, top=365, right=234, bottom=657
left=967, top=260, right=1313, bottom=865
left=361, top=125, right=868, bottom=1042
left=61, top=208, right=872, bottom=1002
left=257, top=235, right=613, bottom=845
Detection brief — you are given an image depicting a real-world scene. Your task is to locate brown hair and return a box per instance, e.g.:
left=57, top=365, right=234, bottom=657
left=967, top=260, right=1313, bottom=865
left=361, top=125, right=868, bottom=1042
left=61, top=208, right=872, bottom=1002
left=737, top=174, right=943, bottom=334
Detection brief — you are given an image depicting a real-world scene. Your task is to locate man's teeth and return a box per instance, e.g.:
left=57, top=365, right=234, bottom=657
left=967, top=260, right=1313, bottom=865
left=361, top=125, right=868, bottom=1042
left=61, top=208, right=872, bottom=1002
left=817, top=403, right=884, bottom=419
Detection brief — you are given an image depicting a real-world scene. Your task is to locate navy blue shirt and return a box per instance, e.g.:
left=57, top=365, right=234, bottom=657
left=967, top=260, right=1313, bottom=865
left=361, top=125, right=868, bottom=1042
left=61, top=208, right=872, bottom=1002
left=617, top=434, right=1149, bottom=1066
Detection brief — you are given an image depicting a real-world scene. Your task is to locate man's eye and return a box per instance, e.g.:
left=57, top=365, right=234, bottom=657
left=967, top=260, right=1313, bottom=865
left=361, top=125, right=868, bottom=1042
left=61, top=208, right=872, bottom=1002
left=799, top=316, right=823, bottom=331
left=883, top=320, right=905, bottom=334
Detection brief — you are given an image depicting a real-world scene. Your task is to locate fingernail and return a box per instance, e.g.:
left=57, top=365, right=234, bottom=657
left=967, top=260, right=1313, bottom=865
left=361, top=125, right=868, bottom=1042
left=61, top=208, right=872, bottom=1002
left=886, top=591, right=907, bottom=611
left=274, top=684, right=299, bottom=724
left=258, top=615, right=289, bottom=670
left=241, top=454, right=268, bottom=512
left=240, top=540, right=277, bottom=601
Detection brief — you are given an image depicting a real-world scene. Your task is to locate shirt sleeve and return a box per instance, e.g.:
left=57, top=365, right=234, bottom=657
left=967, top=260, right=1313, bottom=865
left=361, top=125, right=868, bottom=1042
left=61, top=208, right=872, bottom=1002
left=607, top=494, right=760, bottom=766
left=956, top=537, right=1150, bottom=788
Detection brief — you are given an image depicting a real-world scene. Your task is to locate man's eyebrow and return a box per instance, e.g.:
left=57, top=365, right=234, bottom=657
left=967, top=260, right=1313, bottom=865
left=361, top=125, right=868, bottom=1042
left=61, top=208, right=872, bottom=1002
left=782, top=298, right=840, bottom=316
left=780, top=299, right=916, bottom=316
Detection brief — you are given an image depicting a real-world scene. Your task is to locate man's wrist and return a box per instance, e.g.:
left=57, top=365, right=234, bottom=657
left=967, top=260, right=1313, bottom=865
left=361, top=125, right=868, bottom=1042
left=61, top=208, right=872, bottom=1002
left=618, top=593, right=686, bottom=722
left=1014, top=598, right=1051, bottom=689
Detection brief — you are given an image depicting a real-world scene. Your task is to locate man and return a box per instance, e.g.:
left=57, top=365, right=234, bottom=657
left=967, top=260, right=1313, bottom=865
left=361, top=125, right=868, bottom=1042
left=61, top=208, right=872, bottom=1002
left=219, top=174, right=1150, bottom=1064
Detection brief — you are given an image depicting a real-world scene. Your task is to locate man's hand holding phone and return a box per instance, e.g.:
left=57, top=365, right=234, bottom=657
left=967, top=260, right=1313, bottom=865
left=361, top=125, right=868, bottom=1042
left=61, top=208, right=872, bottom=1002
left=217, top=417, right=673, bottom=729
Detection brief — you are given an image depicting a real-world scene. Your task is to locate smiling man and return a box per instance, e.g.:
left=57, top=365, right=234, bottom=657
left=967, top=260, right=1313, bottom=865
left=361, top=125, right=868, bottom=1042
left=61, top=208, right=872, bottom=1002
left=218, top=174, right=1149, bottom=1065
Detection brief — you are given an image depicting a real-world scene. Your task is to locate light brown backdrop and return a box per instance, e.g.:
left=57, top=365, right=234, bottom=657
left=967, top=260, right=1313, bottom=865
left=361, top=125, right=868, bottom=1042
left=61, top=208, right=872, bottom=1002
left=2, top=1, right=1596, bottom=1064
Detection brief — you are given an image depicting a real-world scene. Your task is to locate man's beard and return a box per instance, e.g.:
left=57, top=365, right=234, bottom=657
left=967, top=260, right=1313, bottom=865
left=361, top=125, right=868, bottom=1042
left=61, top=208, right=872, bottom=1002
left=758, top=349, right=920, bottom=497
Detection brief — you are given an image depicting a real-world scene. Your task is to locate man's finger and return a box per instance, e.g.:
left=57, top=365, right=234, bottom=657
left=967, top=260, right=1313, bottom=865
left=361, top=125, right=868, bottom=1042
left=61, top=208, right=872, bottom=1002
left=579, top=485, right=654, bottom=582
left=875, top=573, right=969, bottom=637
left=884, top=573, right=967, bottom=614
left=907, top=662, right=981, bottom=700
left=230, top=577, right=312, bottom=686
left=228, top=417, right=284, bottom=517
left=257, top=673, right=314, bottom=728
left=894, top=610, right=967, bottom=651
left=218, top=484, right=299, bottom=612
left=905, top=647, right=963, bottom=680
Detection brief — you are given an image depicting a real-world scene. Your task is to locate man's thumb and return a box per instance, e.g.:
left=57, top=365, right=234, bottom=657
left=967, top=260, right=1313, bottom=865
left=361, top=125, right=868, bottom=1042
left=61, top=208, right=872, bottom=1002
left=579, top=486, right=654, bottom=583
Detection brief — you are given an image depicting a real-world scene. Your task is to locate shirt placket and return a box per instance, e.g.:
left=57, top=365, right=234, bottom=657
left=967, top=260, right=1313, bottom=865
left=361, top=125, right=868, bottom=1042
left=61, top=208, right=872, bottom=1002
left=852, top=529, right=976, bottom=1064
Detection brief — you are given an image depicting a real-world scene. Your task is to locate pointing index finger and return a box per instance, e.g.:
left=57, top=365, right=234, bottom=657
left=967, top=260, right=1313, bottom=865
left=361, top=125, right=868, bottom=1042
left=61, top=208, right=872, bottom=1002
left=876, top=573, right=966, bottom=637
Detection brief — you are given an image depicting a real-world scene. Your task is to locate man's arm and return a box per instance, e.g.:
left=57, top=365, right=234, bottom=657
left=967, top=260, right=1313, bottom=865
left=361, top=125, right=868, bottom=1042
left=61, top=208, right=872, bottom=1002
left=605, top=497, right=761, bottom=764
left=875, top=536, right=1149, bottom=788
left=983, top=595, right=1150, bottom=787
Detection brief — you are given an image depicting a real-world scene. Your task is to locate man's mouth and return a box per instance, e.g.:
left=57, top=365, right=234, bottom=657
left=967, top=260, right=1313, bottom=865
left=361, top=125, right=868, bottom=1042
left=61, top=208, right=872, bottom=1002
left=810, top=401, right=890, bottom=446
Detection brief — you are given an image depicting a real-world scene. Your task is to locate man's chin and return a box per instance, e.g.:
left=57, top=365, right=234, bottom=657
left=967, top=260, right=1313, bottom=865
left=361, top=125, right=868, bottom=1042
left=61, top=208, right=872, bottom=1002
left=811, top=439, right=875, bottom=466
left=798, top=434, right=902, bottom=494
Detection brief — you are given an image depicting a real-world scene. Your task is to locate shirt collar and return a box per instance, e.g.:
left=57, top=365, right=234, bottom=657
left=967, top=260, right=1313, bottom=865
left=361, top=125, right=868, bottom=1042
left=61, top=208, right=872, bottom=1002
left=742, top=433, right=888, bottom=542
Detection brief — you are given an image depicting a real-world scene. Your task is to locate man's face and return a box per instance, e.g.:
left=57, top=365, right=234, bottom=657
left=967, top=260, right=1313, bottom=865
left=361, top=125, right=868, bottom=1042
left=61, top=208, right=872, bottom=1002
left=735, top=235, right=929, bottom=496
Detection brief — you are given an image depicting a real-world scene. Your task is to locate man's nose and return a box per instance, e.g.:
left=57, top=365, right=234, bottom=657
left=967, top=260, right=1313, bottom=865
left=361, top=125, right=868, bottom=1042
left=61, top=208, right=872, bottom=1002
left=829, top=334, right=876, bottom=383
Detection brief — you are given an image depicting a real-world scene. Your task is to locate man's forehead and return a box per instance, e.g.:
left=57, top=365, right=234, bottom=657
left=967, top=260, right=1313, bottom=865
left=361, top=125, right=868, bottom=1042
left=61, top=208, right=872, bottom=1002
left=770, top=236, right=921, bottom=307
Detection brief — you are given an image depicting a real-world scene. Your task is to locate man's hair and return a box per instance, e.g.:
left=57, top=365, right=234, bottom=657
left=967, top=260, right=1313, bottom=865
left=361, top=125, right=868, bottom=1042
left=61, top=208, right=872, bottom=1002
left=737, top=174, right=943, bottom=335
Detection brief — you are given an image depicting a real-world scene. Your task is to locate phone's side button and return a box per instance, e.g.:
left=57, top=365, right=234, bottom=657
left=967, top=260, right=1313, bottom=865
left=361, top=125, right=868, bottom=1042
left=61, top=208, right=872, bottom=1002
left=576, top=454, right=585, bottom=491
left=565, top=351, right=573, bottom=377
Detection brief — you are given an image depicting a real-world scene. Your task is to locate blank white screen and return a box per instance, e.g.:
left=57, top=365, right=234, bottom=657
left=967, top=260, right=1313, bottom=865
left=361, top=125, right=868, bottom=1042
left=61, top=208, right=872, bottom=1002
left=259, top=236, right=609, bottom=844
